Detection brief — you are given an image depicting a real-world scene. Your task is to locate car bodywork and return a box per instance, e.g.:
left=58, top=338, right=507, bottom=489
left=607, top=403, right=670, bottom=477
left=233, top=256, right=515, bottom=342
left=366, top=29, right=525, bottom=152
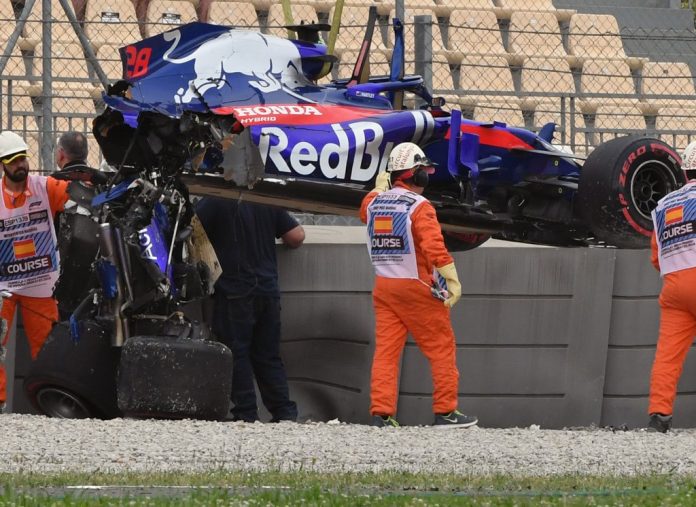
left=93, top=19, right=685, bottom=249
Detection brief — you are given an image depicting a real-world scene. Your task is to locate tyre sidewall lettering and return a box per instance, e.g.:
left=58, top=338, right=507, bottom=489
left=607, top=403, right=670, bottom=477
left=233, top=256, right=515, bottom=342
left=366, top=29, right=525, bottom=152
left=618, top=145, right=646, bottom=188
left=616, top=143, right=678, bottom=236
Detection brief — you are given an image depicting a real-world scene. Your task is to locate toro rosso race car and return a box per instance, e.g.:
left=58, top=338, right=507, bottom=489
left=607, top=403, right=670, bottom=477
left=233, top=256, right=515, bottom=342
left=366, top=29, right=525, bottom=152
left=92, top=14, right=686, bottom=250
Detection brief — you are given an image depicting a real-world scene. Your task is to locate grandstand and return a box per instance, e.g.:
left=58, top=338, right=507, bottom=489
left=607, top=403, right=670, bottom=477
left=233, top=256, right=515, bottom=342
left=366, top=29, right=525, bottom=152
left=1, top=0, right=696, bottom=170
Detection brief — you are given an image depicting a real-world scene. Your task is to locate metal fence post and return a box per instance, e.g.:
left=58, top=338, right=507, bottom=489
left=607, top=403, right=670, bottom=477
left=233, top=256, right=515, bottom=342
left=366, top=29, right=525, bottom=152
left=41, top=0, right=53, bottom=174
left=57, top=0, right=109, bottom=89
left=560, top=96, right=567, bottom=145
left=569, top=96, right=576, bottom=153
left=396, top=0, right=404, bottom=27
left=0, top=0, right=36, bottom=76
left=414, top=16, right=433, bottom=92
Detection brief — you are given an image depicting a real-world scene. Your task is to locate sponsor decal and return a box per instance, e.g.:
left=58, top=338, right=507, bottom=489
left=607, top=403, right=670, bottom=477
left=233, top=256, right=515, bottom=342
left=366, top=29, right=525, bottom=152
left=13, top=238, right=36, bottom=259
left=662, top=221, right=696, bottom=241
left=0, top=255, right=51, bottom=276
left=216, top=104, right=391, bottom=127
left=138, top=223, right=169, bottom=275
left=374, top=216, right=393, bottom=235
left=665, top=205, right=684, bottom=225
left=256, top=109, right=436, bottom=182
left=260, top=122, right=389, bottom=182
left=161, top=30, right=307, bottom=105
left=139, top=229, right=157, bottom=261
left=29, top=200, right=42, bottom=208
left=371, top=236, right=404, bottom=250
left=235, top=105, right=322, bottom=118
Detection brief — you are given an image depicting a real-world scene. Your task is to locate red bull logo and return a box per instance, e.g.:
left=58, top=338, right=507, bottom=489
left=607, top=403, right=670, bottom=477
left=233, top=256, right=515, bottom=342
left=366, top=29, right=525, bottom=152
left=257, top=109, right=435, bottom=183
left=162, top=29, right=306, bottom=105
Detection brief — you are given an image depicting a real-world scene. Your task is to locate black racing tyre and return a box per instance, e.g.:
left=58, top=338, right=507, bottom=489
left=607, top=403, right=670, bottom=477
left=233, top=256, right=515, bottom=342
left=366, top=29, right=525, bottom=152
left=117, top=335, right=233, bottom=420
left=443, top=231, right=491, bottom=251
left=25, top=383, right=95, bottom=419
left=577, top=136, right=685, bottom=248
left=24, top=320, right=121, bottom=419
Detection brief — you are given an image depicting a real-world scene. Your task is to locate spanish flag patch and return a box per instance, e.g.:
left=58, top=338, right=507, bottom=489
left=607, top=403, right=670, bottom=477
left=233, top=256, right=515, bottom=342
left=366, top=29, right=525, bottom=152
left=374, top=216, right=393, bottom=235
left=13, top=238, right=36, bottom=259
left=665, top=205, right=684, bottom=225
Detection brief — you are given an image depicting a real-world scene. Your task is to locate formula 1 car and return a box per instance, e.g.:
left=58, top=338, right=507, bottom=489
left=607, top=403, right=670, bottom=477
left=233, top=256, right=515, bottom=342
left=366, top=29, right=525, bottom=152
left=90, top=12, right=685, bottom=251
left=21, top=9, right=684, bottom=421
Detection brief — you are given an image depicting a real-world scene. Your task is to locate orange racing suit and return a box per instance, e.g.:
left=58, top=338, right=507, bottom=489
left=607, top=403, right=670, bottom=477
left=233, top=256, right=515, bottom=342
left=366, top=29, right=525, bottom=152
left=648, top=231, right=696, bottom=416
left=360, top=181, right=459, bottom=416
left=0, top=175, right=68, bottom=404
left=648, top=181, right=696, bottom=416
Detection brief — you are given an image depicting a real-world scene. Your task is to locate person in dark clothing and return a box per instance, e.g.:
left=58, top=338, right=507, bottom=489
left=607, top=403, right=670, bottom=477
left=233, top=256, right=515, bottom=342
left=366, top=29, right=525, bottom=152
left=56, top=131, right=91, bottom=171
left=196, top=197, right=305, bottom=422
left=52, top=132, right=108, bottom=319
left=55, top=131, right=108, bottom=185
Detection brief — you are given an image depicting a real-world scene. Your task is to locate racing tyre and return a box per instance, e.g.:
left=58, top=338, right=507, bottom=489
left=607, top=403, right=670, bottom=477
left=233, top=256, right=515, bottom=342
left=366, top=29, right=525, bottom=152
left=443, top=231, right=491, bottom=251
left=24, top=320, right=121, bottom=419
left=117, top=335, right=233, bottom=420
left=28, top=385, right=94, bottom=419
left=577, top=136, right=685, bottom=248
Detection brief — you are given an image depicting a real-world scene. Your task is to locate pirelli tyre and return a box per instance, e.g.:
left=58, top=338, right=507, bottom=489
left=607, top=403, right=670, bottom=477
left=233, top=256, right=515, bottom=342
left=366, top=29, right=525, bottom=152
left=577, top=136, right=685, bottom=248
left=117, top=335, right=233, bottom=420
left=24, top=320, right=120, bottom=419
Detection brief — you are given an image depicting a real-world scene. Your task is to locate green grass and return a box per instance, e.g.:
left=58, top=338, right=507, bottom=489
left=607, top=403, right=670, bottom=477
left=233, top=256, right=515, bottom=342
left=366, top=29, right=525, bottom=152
left=0, top=472, right=695, bottom=505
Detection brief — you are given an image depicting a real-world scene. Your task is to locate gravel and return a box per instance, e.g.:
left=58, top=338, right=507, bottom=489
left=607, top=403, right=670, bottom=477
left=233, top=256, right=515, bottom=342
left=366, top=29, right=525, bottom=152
left=1, top=415, right=696, bottom=477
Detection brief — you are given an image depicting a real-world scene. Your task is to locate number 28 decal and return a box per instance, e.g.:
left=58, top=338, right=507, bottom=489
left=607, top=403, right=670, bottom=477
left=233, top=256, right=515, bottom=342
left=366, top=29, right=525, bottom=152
left=125, top=46, right=152, bottom=78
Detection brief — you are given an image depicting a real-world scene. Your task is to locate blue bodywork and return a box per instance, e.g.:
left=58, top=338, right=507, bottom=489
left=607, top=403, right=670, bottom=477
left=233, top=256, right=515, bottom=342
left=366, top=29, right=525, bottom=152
left=92, top=183, right=175, bottom=290
left=95, top=20, right=648, bottom=249
left=101, top=22, right=580, bottom=192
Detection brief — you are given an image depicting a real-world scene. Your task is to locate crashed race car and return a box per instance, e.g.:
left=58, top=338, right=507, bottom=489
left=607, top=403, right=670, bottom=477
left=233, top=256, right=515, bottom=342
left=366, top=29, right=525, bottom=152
left=22, top=11, right=685, bottom=420
left=93, top=14, right=683, bottom=251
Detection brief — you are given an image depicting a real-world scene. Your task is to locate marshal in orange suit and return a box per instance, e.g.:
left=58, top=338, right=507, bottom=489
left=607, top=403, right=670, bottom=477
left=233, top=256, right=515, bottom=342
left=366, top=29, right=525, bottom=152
left=360, top=142, right=478, bottom=429
left=648, top=140, right=696, bottom=432
left=0, top=132, right=69, bottom=407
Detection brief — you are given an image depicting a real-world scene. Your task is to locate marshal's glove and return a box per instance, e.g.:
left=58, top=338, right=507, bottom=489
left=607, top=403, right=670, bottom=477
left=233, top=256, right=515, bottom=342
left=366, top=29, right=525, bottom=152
left=373, top=170, right=391, bottom=192
left=436, top=262, right=461, bottom=308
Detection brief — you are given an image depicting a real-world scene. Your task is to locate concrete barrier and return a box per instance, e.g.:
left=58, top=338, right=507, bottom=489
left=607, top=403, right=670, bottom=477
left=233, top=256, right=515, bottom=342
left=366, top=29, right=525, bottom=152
left=10, top=228, right=695, bottom=428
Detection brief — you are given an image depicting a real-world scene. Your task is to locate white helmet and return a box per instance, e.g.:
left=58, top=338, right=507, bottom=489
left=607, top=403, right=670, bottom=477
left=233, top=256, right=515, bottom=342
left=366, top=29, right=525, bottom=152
left=0, top=131, right=29, bottom=162
left=682, top=141, right=696, bottom=173
left=387, top=142, right=436, bottom=174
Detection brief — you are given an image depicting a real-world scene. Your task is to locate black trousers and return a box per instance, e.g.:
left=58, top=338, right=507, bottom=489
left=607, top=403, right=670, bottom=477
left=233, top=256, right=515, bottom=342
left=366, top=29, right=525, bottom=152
left=212, top=292, right=297, bottom=422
